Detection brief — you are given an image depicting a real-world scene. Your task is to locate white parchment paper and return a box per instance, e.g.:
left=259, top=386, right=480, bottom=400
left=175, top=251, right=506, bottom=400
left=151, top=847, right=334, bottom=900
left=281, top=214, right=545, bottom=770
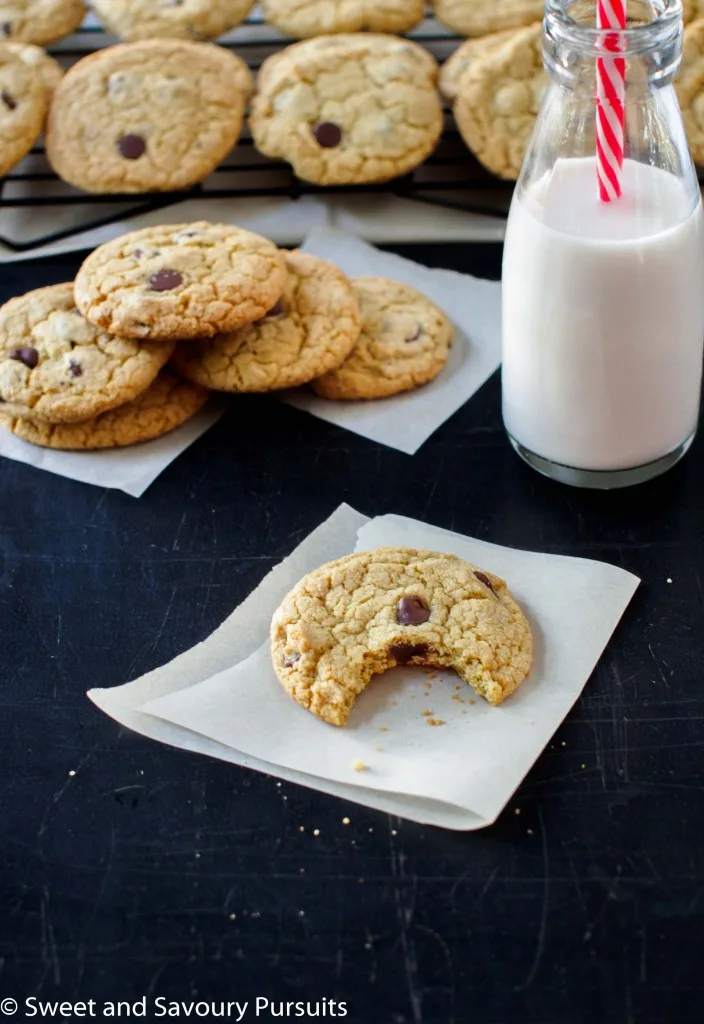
left=283, top=228, right=502, bottom=454
left=88, top=505, right=639, bottom=829
left=0, top=399, right=228, bottom=497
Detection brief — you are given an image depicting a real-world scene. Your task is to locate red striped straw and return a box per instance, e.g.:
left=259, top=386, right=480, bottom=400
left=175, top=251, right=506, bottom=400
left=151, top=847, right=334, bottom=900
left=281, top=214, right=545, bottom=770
left=596, top=0, right=627, bottom=202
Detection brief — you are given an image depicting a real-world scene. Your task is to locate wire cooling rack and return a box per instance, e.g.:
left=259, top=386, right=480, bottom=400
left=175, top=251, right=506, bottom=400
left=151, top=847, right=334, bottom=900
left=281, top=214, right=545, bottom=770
left=0, top=10, right=515, bottom=255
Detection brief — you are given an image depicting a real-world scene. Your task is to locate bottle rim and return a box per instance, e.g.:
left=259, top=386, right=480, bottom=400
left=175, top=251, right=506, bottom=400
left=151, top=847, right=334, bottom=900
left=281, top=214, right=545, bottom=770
left=544, top=0, right=682, bottom=57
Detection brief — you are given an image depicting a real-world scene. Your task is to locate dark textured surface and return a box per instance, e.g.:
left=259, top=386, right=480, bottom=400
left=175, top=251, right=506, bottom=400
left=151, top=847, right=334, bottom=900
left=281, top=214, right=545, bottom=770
left=0, top=244, right=702, bottom=1024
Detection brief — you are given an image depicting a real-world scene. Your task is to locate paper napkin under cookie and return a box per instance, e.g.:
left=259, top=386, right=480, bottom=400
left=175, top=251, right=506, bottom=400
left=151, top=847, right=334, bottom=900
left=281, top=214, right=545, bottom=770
left=285, top=228, right=502, bottom=454
left=89, top=504, right=639, bottom=830
left=0, top=399, right=227, bottom=497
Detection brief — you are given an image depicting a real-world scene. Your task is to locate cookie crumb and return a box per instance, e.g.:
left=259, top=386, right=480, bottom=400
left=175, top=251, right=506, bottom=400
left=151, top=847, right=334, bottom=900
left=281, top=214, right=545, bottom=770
left=229, top=913, right=236, bottom=921
left=428, top=718, right=445, bottom=727
left=342, top=817, right=351, bottom=826
left=313, top=829, right=320, bottom=836
left=351, top=760, right=368, bottom=772
left=514, top=808, right=521, bottom=816
left=667, top=577, right=673, bottom=583
left=422, top=709, right=432, bottom=717
left=527, top=829, right=534, bottom=836
left=581, top=764, right=586, bottom=769
left=561, top=741, right=567, bottom=747
left=468, top=698, right=476, bottom=705
left=299, top=826, right=305, bottom=832
left=391, top=830, right=398, bottom=836
left=379, top=727, right=388, bottom=733
left=68, top=770, right=76, bottom=777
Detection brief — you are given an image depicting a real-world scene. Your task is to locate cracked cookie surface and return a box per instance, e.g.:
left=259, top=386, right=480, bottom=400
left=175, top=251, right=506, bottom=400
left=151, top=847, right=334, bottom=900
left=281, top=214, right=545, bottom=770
left=0, top=0, right=84, bottom=45
left=271, top=547, right=533, bottom=727
left=0, top=283, right=173, bottom=423
left=46, top=39, right=252, bottom=194
left=440, top=28, right=523, bottom=101
left=311, top=277, right=452, bottom=400
left=260, top=0, right=424, bottom=38
left=92, top=0, right=253, bottom=42
left=74, top=222, right=287, bottom=342
left=250, top=34, right=443, bottom=185
left=172, top=250, right=361, bottom=392
left=1, top=371, right=209, bottom=448
left=454, top=22, right=545, bottom=180
left=431, top=0, right=544, bottom=37
left=0, top=49, right=47, bottom=175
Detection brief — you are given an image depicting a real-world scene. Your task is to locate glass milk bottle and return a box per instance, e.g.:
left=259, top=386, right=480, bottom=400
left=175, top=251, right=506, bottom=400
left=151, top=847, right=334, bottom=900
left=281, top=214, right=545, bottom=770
left=502, top=0, right=704, bottom=488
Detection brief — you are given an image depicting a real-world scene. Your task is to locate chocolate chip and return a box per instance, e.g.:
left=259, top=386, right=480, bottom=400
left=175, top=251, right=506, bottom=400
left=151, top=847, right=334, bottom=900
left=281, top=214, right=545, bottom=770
left=1, top=22, right=12, bottom=37
left=312, top=121, right=342, bottom=148
left=406, top=325, right=423, bottom=342
left=148, top=269, right=183, bottom=292
left=284, top=652, right=301, bottom=667
left=133, top=248, right=144, bottom=259
left=8, top=346, right=38, bottom=369
left=68, top=360, right=83, bottom=378
left=397, top=595, right=430, bottom=626
left=117, top=133, right=146, bottom=160
left=2, top=91, right=17, bottom=111
left=474, top=571, right=494, bottom=593
left=263, top=300, right=285, bottom=319
left=389, top=642, right=430, bottom=664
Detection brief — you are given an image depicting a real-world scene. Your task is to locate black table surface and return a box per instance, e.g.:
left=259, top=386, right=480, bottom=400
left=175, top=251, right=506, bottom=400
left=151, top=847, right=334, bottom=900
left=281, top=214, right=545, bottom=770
left=1, top=244, right=702, bottom=1024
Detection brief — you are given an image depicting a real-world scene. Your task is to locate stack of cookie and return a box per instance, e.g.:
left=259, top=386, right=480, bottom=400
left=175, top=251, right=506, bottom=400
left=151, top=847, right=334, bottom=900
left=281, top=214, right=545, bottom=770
left=0, top=220, right=455, bottom=450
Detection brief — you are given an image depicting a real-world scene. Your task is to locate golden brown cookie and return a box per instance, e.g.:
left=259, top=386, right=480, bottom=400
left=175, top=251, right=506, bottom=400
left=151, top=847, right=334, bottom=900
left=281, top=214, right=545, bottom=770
left=1, top=371, right=209, bottom=449
left=172, top=251, right=361, bottom=393
left=684, top=2, right=704, bottom=23
left=0, top=40, right=62, bottom=97
left=0, top=0, right=85, bottom=46
left=250, top=34, right=443, bottom=186
left=431, top=0, right=544, bottom=37
left=0, top=46, right=46, bottom=176
left=46, top=40, right=252, bottom=194
left=74, top=223, right=288, bottom=342
left=453, top=22, right=545, bottom=180
left=677, top=18, right=704, bottom=168
left=440, top=28, right=524, bottom=101
left=271, top=548, right=533, bottom=726
left=0, top=283, right=174, bottom=423
left=260, top=0, right=424, bottom=38
left=311, top=277, right=452, bottom=401
left=91, top=0, right=254, bottom=42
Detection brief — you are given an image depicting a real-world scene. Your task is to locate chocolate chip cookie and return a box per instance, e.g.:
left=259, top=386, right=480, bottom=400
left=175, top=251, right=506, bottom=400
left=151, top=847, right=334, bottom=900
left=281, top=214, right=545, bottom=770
left=431, top=0, right=544, bottom=37
left=172, top=251, right=361, bottom=392
left=271, top=547, right=533, bottom=726
left=0, top=0, right=85, bottom=46
left=91, top=0, right=254, bottom=43
left=0, top=40, right=63, bottom=97
left=440, top=28, right=522, bottom=101
left=677, top=18, right=704, bottom=168
left=1, top=371, right=209, bottom=448
left=453, top=22, right=545, bottom=180
left=74, top=223, right=288, bottom=342
left=46, top=40, right=252, bottom=194
left=260, top=0, right=424, bottom=38
left=311, top=277, right=453, bottom=401
left=0, top=283, right=173, bottom=423
left=0, top=46, right=47, bottom=176
left=250, top=34, right=443, bottom=186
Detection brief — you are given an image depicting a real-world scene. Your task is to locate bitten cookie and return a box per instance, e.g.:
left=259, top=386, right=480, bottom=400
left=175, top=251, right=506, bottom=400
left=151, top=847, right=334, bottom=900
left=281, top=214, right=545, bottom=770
left=0, top=47, right=47, bottom=176
left=46, top=40, right=252, bottom=194
left=0, top=0, right=85, bottom=46
left=1, top=371, right=209, bottom=448
left=271, top=548, right=533, bottom=727
left=74, top=223, right=288, bottom=342
left=250, top=34, right=443, bottom=186
left=172, top=251, right=361, bottom=392
left=440, top=28, right=523, bottom=101
left=311, top=277, right=452, bottom=400
left=453, top=22, right=545, bottom=180
left=260, top=0, right=424, bottom=38
left=431, top=0, right=544, bottom=37
left=677, top=18, right=704, bottom=167
left=0, top=283, right=173, bottom=423
left=0, top=40, right=62, bottom=97
left=91, top=0, right=254, bottom=43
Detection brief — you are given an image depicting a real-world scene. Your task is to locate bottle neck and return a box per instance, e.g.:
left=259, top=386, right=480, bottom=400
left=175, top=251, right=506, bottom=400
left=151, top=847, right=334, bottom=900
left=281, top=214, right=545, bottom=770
left=544, top=0, right=683, bottom=91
